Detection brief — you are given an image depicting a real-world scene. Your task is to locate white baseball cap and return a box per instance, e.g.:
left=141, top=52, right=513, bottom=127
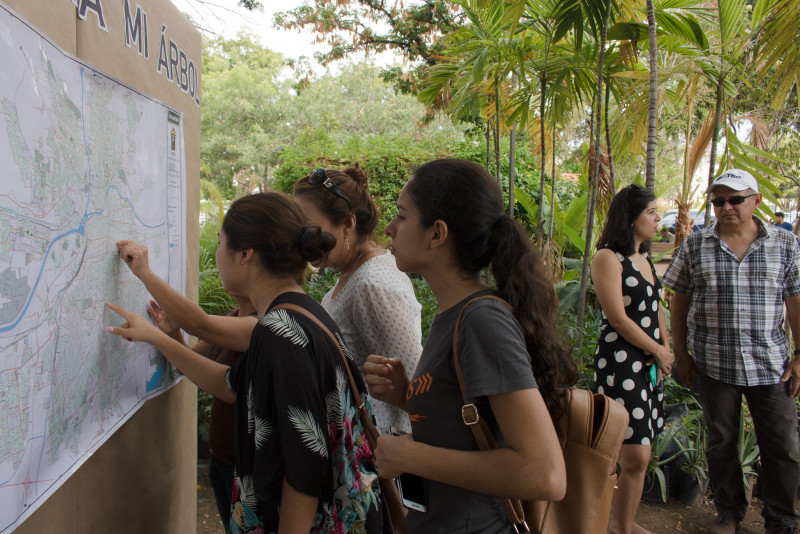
left=707, top=169, right=758, bottom=193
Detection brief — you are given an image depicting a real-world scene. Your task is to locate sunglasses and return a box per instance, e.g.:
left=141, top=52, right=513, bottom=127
left=308, top=168, right=352, bottom=208
left=710, top=193, right=756, bottom=208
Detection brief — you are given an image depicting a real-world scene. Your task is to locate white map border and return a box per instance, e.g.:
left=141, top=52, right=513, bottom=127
left=0, top=2, right=187, bottom=531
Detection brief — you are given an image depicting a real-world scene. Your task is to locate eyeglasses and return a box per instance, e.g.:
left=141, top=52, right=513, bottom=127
left=307, top=168, right=352, bottom=208
left=710, top=194, right=756, bottom=208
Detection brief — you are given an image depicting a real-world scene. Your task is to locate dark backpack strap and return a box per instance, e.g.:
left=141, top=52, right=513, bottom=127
left=452, top=295, right=529, bottom=533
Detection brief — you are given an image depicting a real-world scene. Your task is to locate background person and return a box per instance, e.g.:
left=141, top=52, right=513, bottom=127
left=108, top=192, right=383, bottom=533
left=591, top=185, right=672, bottom=534
left=773, top=211, right=793, bottom=231
left=364, top=159, right=573, bottom=532
left=664, top=169, right=800, bottom=534
left=294, top=166, right=422, bottom=434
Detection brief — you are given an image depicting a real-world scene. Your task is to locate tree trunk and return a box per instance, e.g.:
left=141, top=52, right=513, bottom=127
left=494, top=74, right=501, bottom=187
left=645, top=0, right=658, bottom=197
left=576, top=0, right=611, bottom=343
left=538, top=75, right=547, bottom=246
left=547, top=125, right=557, bottom=253
left=605, top=79, right=616, bottom=193
left=675, top=78, right=696, bottom=250
left=509, top=124, right=516, bottom=217
left=485, top=120, right=491, bottom=170
left=706, top=81, right=724, bottom=227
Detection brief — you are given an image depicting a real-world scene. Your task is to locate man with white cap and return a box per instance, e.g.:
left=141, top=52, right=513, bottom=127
left=663, top=168, right=800, bottom=534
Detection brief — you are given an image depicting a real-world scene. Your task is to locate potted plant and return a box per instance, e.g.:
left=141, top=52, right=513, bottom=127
left=643, top=419, right=684, bottom=503
left=739, top=403, right=760, bottom=503
left=672, top=410, right=710, bottom=505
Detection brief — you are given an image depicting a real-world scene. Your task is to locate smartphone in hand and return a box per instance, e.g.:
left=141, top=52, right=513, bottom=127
left=396, top=473, right=427, bottom=513
left=390, top=427, right=427, bottom=513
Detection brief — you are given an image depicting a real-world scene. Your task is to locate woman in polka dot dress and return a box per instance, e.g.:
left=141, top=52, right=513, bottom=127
left=591, top=185, right=674, bottom=534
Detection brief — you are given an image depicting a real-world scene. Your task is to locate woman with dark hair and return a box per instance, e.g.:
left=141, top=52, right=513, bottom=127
left=108, top=237, right=259, bottom=532
left=364, top=159, right=573, bottom=531
left=294, top=166, right=422, bottom=434
left=106, top=192, right=383, bottom=534
left=592, top=184, right=673, bottom=534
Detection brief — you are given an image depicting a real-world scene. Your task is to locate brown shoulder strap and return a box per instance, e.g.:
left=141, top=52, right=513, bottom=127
left=452, top=295, right=528, bottom=532
left=268, top=302, right=379, bottom=448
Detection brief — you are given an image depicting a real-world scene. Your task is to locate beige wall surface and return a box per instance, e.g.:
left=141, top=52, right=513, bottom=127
left=3, top=0, right=201, bottom=532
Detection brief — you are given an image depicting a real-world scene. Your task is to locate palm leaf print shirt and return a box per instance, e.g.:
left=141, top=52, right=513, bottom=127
left=225, top=292, right=382, bottom=534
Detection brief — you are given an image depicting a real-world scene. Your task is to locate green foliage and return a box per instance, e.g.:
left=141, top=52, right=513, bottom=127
left=270, top=62, right=469, bottom=232
left=410, top=275, right=438, bottom=343
left=273, top=1, right=460, bottom=69
left=198, top=221, right=237, bottom=316
left=201, top=33, right=289, bottom=196
left=646, top=416, right=689, bottom=502
left=304, top=268, right=339, bottom=302
left=197, top=390, right=213, bottom=443
left=676, top=409, right=708, bottom=485
left=738, top=402, right=761, bottom=489
left=196, top=221, right=236, bottom=442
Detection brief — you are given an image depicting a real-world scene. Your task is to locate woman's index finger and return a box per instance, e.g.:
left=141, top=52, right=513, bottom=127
left=105, top=302, right=131, bottom=319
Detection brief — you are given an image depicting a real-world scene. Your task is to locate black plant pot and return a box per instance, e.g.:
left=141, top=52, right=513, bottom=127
left=670, top=468, right=709, bottom=506
left=642, top=468, right=670, bottom=504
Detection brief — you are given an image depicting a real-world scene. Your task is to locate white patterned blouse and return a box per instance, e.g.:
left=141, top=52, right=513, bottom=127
left=321, top=251, right=423, bottom=434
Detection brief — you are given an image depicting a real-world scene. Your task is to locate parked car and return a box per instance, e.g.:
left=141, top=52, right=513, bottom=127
left=660, top=210, right=715, bottom=232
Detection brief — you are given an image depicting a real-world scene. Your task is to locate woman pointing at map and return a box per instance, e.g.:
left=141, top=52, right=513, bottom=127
left=106, top=192, right=384, bottom=533
left=112, top=238, right=257, bottom=533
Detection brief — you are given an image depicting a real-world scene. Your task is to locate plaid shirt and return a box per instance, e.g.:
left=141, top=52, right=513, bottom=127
left=662, top=218, right=800, bottom=386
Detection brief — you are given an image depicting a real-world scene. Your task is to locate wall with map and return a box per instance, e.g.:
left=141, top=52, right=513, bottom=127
left=0, top=1, right=200, bottom=532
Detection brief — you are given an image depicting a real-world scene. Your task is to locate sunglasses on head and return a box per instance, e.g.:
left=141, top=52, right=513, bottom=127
left=710, top=193, right=756, bottom=208
left=307, top=168, right=352, bottom=208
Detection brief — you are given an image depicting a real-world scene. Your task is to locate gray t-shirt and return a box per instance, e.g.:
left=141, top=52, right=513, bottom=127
left=405, top=290, right=538, bottom=533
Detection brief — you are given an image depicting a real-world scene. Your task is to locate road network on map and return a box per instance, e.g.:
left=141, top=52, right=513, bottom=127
left=0, top=5, right=185, bottom=532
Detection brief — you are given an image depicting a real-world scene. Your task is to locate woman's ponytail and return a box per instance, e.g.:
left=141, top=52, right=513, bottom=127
left=408, top=159, right=577, bottom=417
left=490, top=216, right=577, bottom=418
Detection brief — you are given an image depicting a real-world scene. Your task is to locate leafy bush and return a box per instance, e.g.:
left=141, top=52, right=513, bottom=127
left=304, top=268, right=339, bottom=302
left=197, top=219, right=236, bottom=444
left=409, top=274, right=437, bottom=343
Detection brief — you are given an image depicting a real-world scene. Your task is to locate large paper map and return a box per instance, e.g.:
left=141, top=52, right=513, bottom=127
left=0, top=4, right=185, bottom=531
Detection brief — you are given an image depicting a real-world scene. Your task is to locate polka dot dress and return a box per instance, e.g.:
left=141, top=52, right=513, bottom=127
left=593, top=252, right=665, bottom=445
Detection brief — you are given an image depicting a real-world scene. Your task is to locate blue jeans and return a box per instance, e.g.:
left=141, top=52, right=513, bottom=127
left=209, top=456, right=235, bottom=534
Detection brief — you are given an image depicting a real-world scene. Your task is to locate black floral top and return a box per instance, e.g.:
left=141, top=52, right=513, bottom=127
left=225, top=292, right=382, bottom=534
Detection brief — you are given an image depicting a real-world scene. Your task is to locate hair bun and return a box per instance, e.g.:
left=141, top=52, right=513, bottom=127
left=343, top=165, right=369, bottom=190
left=298, top=226, right=336, bottom=263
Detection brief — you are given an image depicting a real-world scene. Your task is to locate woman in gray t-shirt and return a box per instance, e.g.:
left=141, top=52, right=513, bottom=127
left=365, top=159, right=577, bottom=532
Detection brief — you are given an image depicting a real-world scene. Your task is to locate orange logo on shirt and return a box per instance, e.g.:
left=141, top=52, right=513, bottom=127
left=407, top=373, right=433, bottom=399
left=406, top=373, right=433, bottom=422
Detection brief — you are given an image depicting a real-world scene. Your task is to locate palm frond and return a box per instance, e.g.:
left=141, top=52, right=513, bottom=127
left=259, top=310, right=309, bottom=347
left=247, top=384, right=255, bottom=434
left=288, top=405, right=328, bottom=458
left=254, top=416, right=272, bottom=450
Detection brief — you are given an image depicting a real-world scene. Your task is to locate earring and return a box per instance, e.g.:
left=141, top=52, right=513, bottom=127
left=346, top=237, right=350, bottom=251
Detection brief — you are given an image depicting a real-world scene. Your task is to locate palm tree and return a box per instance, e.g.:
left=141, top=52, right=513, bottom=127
left=417, top=0, right=519, bottom=198
left=752, top=0, right=799, bottom=110
left=566, top=0, right=617, bottom=338
left=701, top=0, right=748, bottom=225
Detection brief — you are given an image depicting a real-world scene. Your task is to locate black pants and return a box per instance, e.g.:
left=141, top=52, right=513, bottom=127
left=698, top=373, right=800, bottom=531
left=209, top=456, right=235, bottom=534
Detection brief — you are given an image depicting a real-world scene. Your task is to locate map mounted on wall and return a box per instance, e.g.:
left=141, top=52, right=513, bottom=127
left=0, top=2, right=186, bottom=531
